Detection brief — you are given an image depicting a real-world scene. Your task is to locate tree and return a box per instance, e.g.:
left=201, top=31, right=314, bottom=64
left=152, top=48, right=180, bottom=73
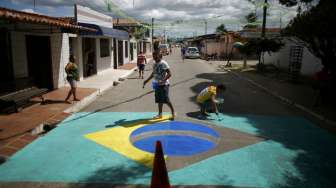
left=246, top=0, right=269, bottom=37
left=240, top=38, right=284, bottom=66
left=279, top=0, right=316, bottom=14
left=131, top=25, right=149, bottom=40
left=279, top=0, right=314, bottom=7
left=216, top=24, right=227, bottom=34
left=244, top=12, right=259, bottom=29
left=246, top=12, right=257, bottom=23
left=283, top=0, right=336, bottom=78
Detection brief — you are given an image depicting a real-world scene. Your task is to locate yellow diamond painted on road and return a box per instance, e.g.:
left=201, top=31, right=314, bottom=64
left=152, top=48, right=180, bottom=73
left=84, top=115, right=171, bottom=168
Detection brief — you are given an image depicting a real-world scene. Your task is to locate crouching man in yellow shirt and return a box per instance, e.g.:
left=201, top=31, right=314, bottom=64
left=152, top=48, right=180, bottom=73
left=197, top=84, right=226, bottom=116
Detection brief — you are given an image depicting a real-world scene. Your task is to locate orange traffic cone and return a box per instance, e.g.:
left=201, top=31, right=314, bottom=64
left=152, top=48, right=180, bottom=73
left=150, top=141, right=171, bottom=188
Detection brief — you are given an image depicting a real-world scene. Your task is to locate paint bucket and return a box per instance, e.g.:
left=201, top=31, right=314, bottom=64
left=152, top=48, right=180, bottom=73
left=152, top=81, right=159, bottom=90
left=215, top=98, right=224, bottom=104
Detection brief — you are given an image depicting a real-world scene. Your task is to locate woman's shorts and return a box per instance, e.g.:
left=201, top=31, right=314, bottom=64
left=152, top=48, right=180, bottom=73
left=67, top=77, right=77, bottom=88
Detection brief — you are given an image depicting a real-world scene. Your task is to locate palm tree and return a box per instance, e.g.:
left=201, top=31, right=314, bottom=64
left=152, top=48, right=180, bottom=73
left=216, top=24, right=227, bottom=34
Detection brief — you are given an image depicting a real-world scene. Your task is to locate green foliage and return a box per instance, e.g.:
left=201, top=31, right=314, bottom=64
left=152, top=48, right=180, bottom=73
left=132, top=25, right=148, bottom=40
left=104, top=0, right=112, bottom=12
left=237, top=38, right=284, bottom=65
left=244, top=12, right=259, bottom=29
left=216, top=24, right=227, bottom=34
left=238, top=38, right=284, bottom=56
left=278, top=0, right=314, bottom=7
left=246, top=12, right=257, bottom=23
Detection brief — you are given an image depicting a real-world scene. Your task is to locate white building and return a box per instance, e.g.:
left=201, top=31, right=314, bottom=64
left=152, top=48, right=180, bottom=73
left=74, top=5, right=130, bottom=80
left=0, top=6, right=97, bottom=93
left=112, top=18, right=153, bottom=61
left=0, top=5, right=131, bottom=94
left=264, top=37, right=323, bottom=76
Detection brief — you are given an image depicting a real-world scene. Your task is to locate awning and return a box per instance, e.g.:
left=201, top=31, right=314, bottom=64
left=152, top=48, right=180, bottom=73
left=79, top=23, right=129, bottom=40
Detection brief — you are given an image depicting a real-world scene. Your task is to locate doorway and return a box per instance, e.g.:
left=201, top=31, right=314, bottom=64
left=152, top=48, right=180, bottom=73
left=143, top=42, right=147, bottom=54
left=113, top=39, right=117, bottom=69
left=0, top=29, right=13, bottom=83
left=82, top=38, right=97, bottom=78
left=0, top=29, right=14, bottom=95
left=26, top=35, right=53, bottom=89
left=130, top=43, right=134, bottom=61
left=118, top=40, right=124, bottom=66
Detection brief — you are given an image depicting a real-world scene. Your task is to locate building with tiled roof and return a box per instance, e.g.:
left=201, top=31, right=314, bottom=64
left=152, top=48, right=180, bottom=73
left=0, top=7, right=95, bottom=32
left=0, top=5, right=133, bottom=94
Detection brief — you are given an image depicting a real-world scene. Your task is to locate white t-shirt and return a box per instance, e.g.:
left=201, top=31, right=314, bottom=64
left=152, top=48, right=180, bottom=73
left=153, top=60, right=170, bottom=85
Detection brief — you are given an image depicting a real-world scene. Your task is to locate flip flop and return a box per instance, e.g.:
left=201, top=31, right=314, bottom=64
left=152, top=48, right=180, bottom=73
left=153, top=115, right=163, bottom=119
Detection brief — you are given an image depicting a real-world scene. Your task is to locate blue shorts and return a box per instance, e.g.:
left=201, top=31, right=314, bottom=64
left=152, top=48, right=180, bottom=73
left=138, top=64, right=145, bottom=71
left=155, top=85, right=170, bottom=104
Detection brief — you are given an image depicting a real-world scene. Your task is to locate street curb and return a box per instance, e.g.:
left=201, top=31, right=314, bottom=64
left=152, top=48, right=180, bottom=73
left=229, top=70, right=336, bottom=127
left=64, top=66, right=138, bottom=114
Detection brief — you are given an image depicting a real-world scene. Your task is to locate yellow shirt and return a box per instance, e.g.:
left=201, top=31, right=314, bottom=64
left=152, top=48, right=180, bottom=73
left=197, top=86, right=217, bottom=103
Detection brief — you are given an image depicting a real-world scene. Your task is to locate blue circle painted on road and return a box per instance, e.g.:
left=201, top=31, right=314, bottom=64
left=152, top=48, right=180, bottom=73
left=131, top=121, right=219, bottom=138
left=133, top=135, right=216, bottom=156
left=130, top=121, right=219, bottom=156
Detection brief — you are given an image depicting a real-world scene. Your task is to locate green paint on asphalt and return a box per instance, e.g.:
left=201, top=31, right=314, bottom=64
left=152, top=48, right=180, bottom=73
left=0, top=112, right=335, bottom=187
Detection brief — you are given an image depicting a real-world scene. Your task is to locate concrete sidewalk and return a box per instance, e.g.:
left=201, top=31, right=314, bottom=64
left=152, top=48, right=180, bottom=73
left=0, top=65, right=137, bottom=159
left=66, top=65, right=137, bottom=113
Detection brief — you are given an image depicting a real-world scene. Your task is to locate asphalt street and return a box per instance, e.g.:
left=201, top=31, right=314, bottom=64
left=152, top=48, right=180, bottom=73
left=1, top=49, right=336, bottom=188
left=82, top=49, right=302, bottom=118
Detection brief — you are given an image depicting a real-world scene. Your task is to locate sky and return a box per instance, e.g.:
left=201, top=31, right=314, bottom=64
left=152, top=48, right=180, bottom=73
left=0, top=0, right=298, bottom=38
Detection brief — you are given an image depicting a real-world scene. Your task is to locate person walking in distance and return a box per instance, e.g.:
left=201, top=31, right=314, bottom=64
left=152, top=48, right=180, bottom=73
left=137, top=51, right=147, bottom=79
left=143, top=51, right=176, bottom=120
left=181, top=46, right=186, bottom=62
left=65, top=55, right=80, bottom=103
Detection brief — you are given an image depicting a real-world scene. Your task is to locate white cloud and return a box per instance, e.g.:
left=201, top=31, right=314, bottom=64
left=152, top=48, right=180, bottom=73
left=21, top=8, right=35, bottom=13
left=5, top=0, right=299, bottom=37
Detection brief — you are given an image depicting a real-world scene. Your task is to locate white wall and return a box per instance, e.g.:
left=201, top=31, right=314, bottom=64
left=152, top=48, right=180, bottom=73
left=145, top=42, right=151, bottom=54
left=10, top=31, right=70, bottom=89
left=73, top=37, right=84, bottom=81
left=130, top=41, right=137, bottom=62
left=264, top=38, right=323, bottom=76
left=51, top=33, right=70, bottom=89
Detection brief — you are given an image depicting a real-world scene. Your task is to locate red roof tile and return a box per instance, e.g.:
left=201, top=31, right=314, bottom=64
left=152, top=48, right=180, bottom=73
left=0, top=7, right=96, bottom=32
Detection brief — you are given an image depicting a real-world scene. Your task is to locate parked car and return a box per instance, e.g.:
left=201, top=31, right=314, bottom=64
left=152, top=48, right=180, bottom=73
left=159, top=44, right=169, bottom=56
left=185, top=47, right=200, bottom=59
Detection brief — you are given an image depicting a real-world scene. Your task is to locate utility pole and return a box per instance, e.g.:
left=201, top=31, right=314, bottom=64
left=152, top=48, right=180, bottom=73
left=152, top=18, right=154, bottom=51
left=164, top=27, right=166, bottom=43
left=279, top=11, right=282, bottom=29
left=33, top=0, right=36, bottom=12
left=133, top=0, right=135, bottom=8
left=205, top=33, right=208, bottom=59
left=204, top=20, right=207, bottom=35
left=261, top=0, right=268, bottom=38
